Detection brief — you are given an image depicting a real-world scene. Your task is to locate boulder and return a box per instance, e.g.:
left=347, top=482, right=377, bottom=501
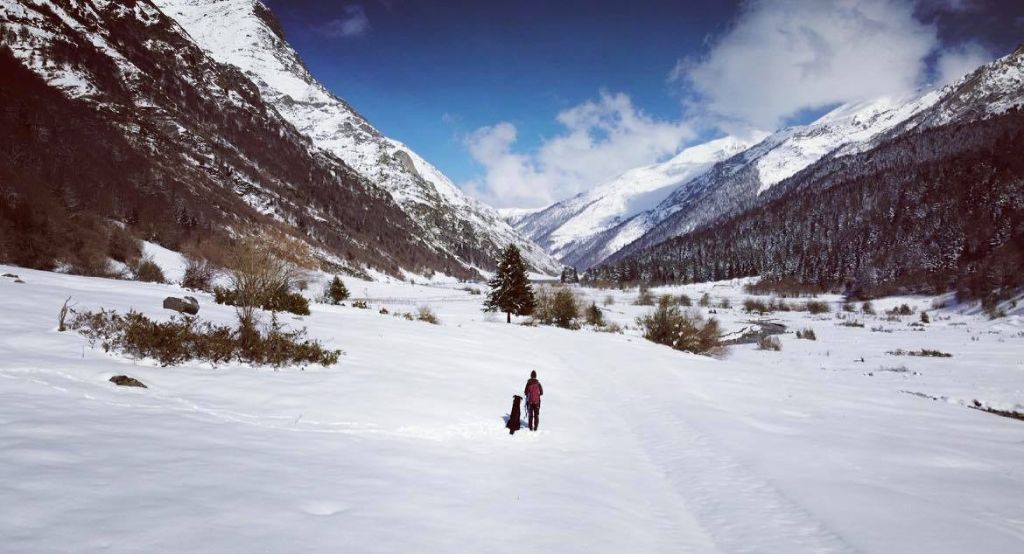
left=163, top=295, right=199, bottom=315
left=2, top=273, right=18, bottom=278
left=109, top=375, right=147, bottom=388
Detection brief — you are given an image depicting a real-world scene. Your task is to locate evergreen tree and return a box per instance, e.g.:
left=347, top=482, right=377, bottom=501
left=325, top=275, right=350, bottom=305
left=485, top=244, right=535, bottom=323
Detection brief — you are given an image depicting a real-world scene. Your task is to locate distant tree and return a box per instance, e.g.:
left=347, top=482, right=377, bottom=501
left=325, top=275, right=350, bottom=305
left=560, top=266, right=579, bottom=284
left=485, top=244, right=535, bottom=323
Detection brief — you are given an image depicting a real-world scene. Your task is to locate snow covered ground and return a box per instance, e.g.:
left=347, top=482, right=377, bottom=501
left=1, top=266, right=1023, bottom=552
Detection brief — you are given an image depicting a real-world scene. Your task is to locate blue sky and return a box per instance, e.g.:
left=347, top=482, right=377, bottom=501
left=269, top=0, right=1023, bottom=208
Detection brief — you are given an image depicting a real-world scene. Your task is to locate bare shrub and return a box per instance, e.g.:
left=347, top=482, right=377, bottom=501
left=603, top=294, right=615, bottom=306
left=637, top=297, right=721, bottom=355
left=758, top=336, right=782, bottom=351
left=533, top=286, right=581, bottom=329
left=861, top=301, right=876, bottom=315
left=795, top=327, right=817, bottom=340
left=181, top=257, right=217, bottom=291
left=132, top=257, right=166, bottom=283
left=804, top=300, right=829, bottom=314
left=698, top=292, right=711, bottom=307
left=417, top=305, right=440, bottom=325
left=214, top=245, right=309, bottom=316
left=635, top=284, right=655, bottom=306
left=57, top=296, right=73, bottom=332
left=352, top=299, right=369, bottom=309
left=678, top=294, right=692, bottom=307
left=107, top=226, right=141, bottom=265
left=744, top=298, right=772, bottom=314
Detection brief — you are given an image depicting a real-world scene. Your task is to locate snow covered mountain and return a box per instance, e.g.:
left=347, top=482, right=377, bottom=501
left=0, top=0, right=477, bottom=278
left=153, top=0, right=559, bottom=275
left=606, top=44, right=1024, bottom=265
left=512, top=136, right=760, bottom=269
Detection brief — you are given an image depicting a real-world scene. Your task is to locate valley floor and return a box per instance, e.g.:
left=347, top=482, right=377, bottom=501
left=1, top=265, right=1023, bottom=552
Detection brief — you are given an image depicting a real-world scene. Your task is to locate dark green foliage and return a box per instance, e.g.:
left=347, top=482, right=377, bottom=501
left=550, top=289, right=579, bottom=329
left=485, top=245, right=535, bottom=323
left=213, top=286, right=310, bottom=316
left=65, top=309, right=340, bottom=367
left=637, top=297, right=721, bottom=354
left=560, top=266, right=579, bottom=284
left=325, top=276, right=350, bottom=305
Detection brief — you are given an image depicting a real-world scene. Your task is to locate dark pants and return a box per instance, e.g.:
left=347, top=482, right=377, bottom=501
left=527, top=402, right=540, bottom=431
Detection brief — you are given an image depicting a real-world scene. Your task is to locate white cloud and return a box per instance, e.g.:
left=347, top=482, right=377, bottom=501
left=935, top=41, right=994, bottom=85
left=675, top=0, right=940, bottom=129
left=462, top=92, right=693, bottom=209
left=316, top=5, right=370, bottom=38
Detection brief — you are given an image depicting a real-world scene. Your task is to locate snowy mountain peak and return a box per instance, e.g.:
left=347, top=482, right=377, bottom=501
left=511, top=134, right=763, bottom=268
left=153, top=0, right=560, bottom=275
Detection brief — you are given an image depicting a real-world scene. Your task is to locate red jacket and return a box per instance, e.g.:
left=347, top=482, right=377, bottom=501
left=524, top=378, right=543, bottom=405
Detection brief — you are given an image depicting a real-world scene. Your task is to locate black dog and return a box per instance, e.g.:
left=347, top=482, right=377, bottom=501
left=507, top=395, right=523, bottom=435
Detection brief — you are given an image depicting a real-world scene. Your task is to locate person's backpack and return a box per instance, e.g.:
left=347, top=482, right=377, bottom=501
left=526, top=380, right=542, bottom=404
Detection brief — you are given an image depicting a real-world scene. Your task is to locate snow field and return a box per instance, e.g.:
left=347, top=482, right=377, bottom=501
left=1, top=267, right=1023, bottom=552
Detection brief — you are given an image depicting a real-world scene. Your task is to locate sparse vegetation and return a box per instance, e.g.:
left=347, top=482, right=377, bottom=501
left=64, top=308, right=340, bottom=367
left=213, top=245, right=310, bottom=316
left=603, top=294, right=615, bottom=306
left=585, top=303, right=603, bottom=326
left=635, top=284, right=655, bottom=306
left=887, top=348, right=953, bottom=358
left=181, top=257, right=217, bottom=292
left=416, top=305, right=440, bottom=325
left=637, top=297, right=722, bottom=355
left=718, top=298, right=732, bottom=309
left=920, top=311, right=930, bottom=324
left=862, top=301, right=875, bottom=315
left=804, top=300, right=829, bottom=314
left=132, top=257, right=165, bottom=283
left=532, top=287, right=581, bottom=329
left=840, top=320, right=865, bottom=328
left=795, top=328, right=816, bottom=340
left=758, top=335, right=782, bottom=351
left=698, top=292, right=711, bottom=307
left=678, top=294, right=692, bottom=307
left=352, top=299, right=369, bottom=309
left=888, top=304, right=914, bottom=316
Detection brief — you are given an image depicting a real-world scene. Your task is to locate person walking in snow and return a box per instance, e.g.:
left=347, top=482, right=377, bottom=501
left=524, top=370, right=543, bottom=431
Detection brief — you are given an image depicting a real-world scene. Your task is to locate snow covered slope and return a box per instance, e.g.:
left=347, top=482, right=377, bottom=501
left=609, top=46, right=1024, bottom=264
left=513, top=136, right=759, bottom=269
left=153, top=0, right=559, bottom=275
left=2, top=267, right=1024, bottom=551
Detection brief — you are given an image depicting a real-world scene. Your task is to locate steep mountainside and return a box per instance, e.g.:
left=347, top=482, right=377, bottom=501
left=512, top=136, right=757, bottom=270
left=593, top=45, right=1024, bottom=297
left=592, top=109, right=1024, bottom=298
left=608, top=45, right=1024, bottom=266
left=153, top=0, right=559, bottom=274
left=0, top=0, right=472, bottom=278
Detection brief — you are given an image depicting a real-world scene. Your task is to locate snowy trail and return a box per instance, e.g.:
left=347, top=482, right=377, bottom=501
left=2, top=266, right=1024, bottom=551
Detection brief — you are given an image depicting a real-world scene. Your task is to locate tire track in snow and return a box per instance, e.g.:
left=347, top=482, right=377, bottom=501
left=621, top=395, right=856, bottom=553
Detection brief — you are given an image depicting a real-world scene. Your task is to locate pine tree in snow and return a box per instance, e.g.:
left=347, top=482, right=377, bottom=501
left=485, top=244, right=535, bottom=323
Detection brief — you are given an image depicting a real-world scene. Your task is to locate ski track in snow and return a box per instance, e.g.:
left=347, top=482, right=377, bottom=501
left=2, top=266, right=1024, bottom=551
